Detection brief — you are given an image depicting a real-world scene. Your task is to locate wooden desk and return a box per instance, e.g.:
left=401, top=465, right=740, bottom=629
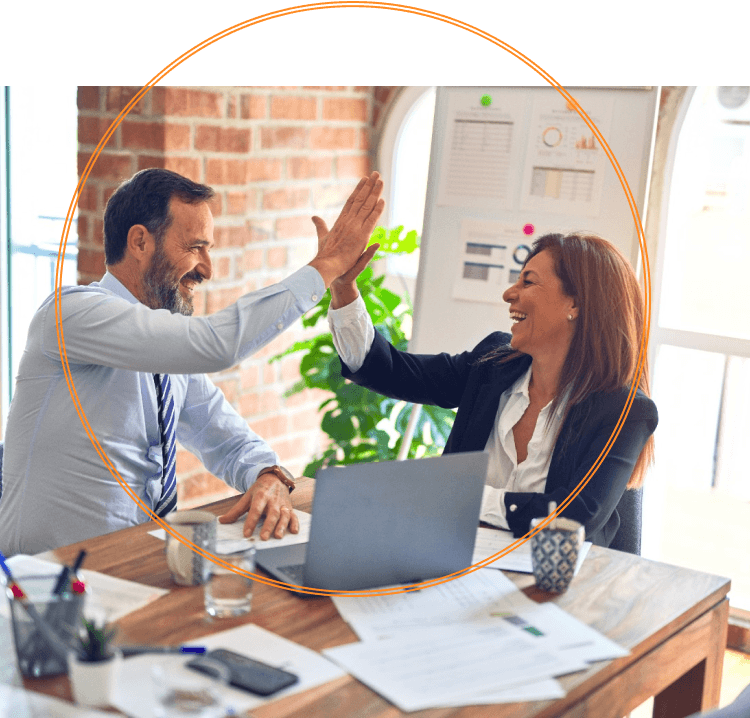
left=29, top=477, right=730, bottom=718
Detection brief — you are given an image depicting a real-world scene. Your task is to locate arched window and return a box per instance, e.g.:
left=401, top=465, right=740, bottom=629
left=377, top=87, right=436, bottom=280
left=647, top=86, right=750, bottom=608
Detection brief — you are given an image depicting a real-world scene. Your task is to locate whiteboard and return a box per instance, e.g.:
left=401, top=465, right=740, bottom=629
left=410, top=86, right=658, bottom=355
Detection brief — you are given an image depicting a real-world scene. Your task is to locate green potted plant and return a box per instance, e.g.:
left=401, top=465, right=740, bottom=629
left=68, top=616, right=121, bottom=708
left=274, top=226, right=456, bottom=475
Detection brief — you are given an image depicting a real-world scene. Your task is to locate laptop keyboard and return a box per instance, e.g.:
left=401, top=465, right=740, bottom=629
left=279, top=564, right=305, bottom=584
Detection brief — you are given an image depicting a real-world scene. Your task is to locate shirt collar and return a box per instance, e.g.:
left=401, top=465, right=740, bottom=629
left=97, top=272, right=140, bottom=305
left=509, top=366, right=569, bottom=416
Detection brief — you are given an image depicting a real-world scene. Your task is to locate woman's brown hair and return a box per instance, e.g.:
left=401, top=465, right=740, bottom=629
left=487, top=232, right=654, bottom=488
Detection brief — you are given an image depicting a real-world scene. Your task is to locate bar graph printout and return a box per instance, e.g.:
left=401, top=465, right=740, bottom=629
left=520, top=94, right=614, bottom=217
left=437, top=92, right=525, bottom=210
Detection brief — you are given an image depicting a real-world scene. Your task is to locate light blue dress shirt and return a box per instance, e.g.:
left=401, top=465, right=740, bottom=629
left=0, top=266, right=325, bottom=556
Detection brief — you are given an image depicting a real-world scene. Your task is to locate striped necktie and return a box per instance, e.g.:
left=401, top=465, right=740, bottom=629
left=153, top=373, right=177, bottom=516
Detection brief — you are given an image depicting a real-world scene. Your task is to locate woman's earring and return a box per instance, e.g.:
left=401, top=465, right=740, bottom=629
left=568, top=314, right=574, bottom=321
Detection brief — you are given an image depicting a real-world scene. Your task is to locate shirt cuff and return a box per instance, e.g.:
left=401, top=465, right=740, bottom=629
left=328, top=295, right=374, bottom=373
left=480, top=485, right=510, bottom=530
left=279, top=265, right=326, bottom=312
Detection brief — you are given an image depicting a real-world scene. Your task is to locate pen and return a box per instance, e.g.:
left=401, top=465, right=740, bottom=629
left=50, top=549, right=86, bottom=598
left=117, top=645, right=207, bottom=658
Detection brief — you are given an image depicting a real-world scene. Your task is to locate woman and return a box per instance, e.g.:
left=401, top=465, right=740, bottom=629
left=326, top=232, right=657, bottom=548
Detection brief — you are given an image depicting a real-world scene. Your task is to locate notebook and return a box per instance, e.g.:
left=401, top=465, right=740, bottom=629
left=255, top=451, right=489, bottom=591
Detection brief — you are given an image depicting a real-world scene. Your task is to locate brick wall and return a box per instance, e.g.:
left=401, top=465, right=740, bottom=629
left=77, top=86, right=397, bottom=507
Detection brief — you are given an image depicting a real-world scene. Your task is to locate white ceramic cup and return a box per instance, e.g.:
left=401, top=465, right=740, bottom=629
left=164, top=511, right=217, bottom=586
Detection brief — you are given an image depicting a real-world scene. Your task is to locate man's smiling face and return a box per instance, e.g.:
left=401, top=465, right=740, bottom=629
left=142, top=198, right=214, bottom=316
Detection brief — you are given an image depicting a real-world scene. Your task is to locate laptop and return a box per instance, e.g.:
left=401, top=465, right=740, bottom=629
left=255, top=451, right=489, bottom=591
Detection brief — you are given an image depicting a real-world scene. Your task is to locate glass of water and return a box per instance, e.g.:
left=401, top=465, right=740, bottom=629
left=204, top=546, right=256, bottom=618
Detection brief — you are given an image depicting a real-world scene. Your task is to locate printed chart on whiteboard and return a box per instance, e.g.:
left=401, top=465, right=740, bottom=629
left=452, top=220, right=571, bottom=304
left=437, top=93, right=525, bottom=210
left=520, top=94, right=614, bottom=217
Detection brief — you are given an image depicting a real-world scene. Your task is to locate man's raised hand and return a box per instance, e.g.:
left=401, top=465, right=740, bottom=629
left=308, top=172, right=385, bottom=288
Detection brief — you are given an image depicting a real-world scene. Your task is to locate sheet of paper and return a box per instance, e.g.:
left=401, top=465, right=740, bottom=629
left=519, top=93, right=614, bottom=217
left=5, top=555, right=168, bottom=623
left=0, top=684, right=114, bottom=718
left=111, top=623, right=346, bottom=718
left=437, top=91, right=526, bottom=210
left=323, top=622, right=584, bottom=713
left=472, top=526, right=592, bottom=575
left=148, top=510, right=311, bottom=554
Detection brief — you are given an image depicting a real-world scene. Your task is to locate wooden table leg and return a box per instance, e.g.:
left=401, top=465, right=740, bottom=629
left=653, top=599, right=728, bottom=718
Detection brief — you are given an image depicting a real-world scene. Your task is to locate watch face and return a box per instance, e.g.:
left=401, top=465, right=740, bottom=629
left=717, top=86, right=750, bottom=110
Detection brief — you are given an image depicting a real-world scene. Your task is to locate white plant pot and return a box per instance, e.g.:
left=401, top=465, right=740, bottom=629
left=68, top=651, right=121, bottom=708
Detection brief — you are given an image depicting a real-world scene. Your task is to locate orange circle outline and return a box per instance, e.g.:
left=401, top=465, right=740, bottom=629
left=54, top=1, right=652, bottom=597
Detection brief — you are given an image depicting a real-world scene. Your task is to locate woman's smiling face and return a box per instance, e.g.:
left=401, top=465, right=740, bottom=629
left=502, top=249, right=578, bottom=359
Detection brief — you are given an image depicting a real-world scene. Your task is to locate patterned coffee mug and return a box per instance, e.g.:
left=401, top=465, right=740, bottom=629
left=164, top=510, right=217, bottom=586
left=529, top=516, right=585, bottom=593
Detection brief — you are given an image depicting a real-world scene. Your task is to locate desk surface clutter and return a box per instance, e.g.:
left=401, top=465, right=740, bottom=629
left=7, top=478, right=730, bottom=718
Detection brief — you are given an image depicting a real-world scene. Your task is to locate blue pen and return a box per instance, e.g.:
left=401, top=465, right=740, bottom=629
left=118, top=645, right=207, bottom=658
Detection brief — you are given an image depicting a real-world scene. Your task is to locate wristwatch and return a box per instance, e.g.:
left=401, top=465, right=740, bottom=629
left=257, top=464, right=296, bottom=493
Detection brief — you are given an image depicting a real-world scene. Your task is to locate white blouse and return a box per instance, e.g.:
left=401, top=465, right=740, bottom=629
left=328, top=296, right=565, bottom=530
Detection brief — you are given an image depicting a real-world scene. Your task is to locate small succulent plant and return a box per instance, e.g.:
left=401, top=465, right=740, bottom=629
left=77, top=617, right=117, bottom=662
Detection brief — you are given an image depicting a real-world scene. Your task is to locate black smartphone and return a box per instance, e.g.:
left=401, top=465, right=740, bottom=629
left=186, top=648, right=299, bottom=697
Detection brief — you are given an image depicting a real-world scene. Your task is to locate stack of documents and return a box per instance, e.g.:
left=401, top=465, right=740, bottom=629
left=326, top=570, right=627, bottom=712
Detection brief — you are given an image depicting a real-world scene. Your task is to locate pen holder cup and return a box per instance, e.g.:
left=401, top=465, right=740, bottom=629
left=530, top=517, right=585, bottom=594
left=6, top=575, right=85, bottom=678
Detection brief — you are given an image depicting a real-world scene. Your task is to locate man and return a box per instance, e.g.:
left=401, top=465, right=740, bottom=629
left=0, top=168, right=383, bottom=555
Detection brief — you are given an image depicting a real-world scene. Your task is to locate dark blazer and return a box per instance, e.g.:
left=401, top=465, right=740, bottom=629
left=341, top=331, right=658, bottom=547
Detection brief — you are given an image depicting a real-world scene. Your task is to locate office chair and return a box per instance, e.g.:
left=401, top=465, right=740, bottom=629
left=608, top=487, right=642, bottom=555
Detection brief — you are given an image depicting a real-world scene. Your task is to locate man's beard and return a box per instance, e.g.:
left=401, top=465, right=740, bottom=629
left=142, top=243, right=201, bottom=316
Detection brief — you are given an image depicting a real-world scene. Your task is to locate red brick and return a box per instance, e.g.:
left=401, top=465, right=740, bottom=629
left=280, top=356, right=302, bottom=382
left=192, top=289, right=206, bottom=316
left=213, top=378, right=239, bottom=404
left=260, top=127, right=306, bottom=150
left=214, top=226, right=248, bottom=248
left=79, top=152, right=133, bottom=181
left=302, top=86, right=347, bottom=91
left=246, top=158, right=282, bottom=182
left=228, top=94, right=237, bottom=119
left=267, top=246, right=287, bottom=269
left=276, top=215, right=312, bottom=240
left=78, top=184, right=98, bottom=212
left=77, top=87, right=101, bottom=110
left=137, top=155, right=201, bottom=180
left=176, top=449, right=203, bottom=474
left=239, top=392, right=260, bottom=416
left=78, top=248, right=105, bottom=276
left=240, top=94, right=266, bottom=119
left=207, top=194, right=222, bottom=217
left=337, top=155, right=369, bottom=178
left=226, top=191, right=249, bottom=214
left=245, top=220, right=274, bottom=243
left=374, top=86, right=395, bottom=104
left=206, top=285, right=244, bottom=313
left=250, top=415, right=288, bottom=439
left=205, top=158, right=247, bottom=185
left=179, top=472, right=236, bottom=505
left=79, top=117, right=118, bottom=147
left=263, top=363, right=276, bottom=384
left=262, top=187, right=309, bottom=211
left=287, top=156, right=332, bottom=180
left=313, top=184, right=352, bottom=209
left=359, top=127, right=370, bottom=151
left=240, top=364, right=260, bottom=390
left=121, top=121, right=191, bottom=151
left=309, top=127, right=356, bottom=150
left=76, top=214, right=90, bottom=243
left=323, top=98, right=367, bottom=122
left=105, top=86, right=148, bottom=115
left=259, top=390, right=280, bottom=413
left=163, top=88, right=223, bottom=118
left=270, top=96, right=317, bottom=121
left=291, top=407, right=322, bottom=432
left=195, top=125, right=251, bottom=153
left=212, top=256, right=233, bottom=280
left=93, top=219, right=104, bottom=245
left=242, top=249, right=264, bottom=272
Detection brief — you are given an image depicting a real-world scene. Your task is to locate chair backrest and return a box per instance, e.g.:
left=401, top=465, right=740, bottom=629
left=608, top=487, right=642, bottom=555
